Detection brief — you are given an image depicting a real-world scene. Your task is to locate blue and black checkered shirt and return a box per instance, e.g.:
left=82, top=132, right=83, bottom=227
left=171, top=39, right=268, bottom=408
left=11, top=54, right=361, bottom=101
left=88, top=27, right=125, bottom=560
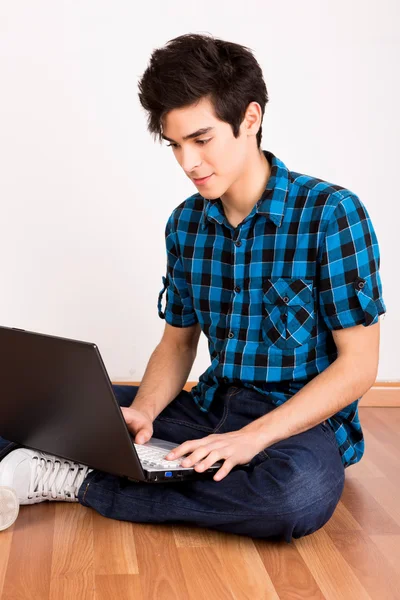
left=157, top=149, right=386, bottom=468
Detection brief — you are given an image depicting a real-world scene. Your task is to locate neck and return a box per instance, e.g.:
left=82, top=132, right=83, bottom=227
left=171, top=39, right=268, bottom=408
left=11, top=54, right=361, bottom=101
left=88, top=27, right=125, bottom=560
left=220, top=148, right=271, bottom=218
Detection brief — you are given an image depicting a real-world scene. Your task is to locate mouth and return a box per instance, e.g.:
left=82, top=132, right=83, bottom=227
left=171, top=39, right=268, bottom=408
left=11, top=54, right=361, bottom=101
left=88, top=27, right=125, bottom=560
left=193, top=174, right=213, bottom=185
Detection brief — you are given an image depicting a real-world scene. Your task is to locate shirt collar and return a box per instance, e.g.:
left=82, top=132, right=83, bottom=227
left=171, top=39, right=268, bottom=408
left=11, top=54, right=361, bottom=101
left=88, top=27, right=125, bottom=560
left=200, top=150, right=290, bottom=231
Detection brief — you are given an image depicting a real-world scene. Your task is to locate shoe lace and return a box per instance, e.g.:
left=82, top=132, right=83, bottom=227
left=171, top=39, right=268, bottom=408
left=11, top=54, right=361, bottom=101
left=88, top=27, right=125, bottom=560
left=28, top=455, right=89, bottom=501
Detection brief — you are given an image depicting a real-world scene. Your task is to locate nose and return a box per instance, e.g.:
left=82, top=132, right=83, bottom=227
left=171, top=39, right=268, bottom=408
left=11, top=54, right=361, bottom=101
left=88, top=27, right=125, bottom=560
left=179, top=146, right=202, bottom=174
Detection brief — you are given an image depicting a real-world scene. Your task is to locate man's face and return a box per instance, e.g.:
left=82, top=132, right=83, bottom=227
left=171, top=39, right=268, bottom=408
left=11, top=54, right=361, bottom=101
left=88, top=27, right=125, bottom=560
left=162, top=96, right=251, bottom=200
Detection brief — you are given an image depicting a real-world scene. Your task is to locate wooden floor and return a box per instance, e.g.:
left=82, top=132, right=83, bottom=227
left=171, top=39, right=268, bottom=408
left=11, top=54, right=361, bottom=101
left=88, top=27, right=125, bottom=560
left=0, top=406, right=399, bottom=599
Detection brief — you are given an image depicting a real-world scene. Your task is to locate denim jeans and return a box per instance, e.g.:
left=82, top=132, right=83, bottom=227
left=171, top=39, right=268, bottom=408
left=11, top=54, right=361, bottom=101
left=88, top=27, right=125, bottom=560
left=0, top=384, right=345, bottom=543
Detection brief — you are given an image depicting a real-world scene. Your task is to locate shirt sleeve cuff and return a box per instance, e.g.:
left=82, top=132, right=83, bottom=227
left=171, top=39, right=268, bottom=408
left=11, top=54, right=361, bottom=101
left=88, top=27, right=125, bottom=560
left=323, top=297, right=386, bottom=330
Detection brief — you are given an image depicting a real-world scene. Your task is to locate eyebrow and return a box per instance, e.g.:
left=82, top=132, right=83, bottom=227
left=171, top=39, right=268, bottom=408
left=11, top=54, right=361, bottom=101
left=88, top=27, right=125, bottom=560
left=162, top=126, right=215, bottom=143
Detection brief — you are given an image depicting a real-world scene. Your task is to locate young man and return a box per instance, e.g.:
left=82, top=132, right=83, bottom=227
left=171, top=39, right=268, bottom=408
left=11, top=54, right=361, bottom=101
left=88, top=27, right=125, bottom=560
left=0, top=33, right=386, bottom=542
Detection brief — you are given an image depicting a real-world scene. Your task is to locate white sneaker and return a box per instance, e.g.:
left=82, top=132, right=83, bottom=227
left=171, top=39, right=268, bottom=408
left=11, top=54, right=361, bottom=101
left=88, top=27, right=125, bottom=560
left=0, top=448, right=92, bottom=505
left=0, top=486, right=19, bottom=531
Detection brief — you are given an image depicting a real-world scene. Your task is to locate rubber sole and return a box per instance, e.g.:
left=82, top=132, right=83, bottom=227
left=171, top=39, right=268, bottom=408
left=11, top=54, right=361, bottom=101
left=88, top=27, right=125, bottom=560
left=0, top=486, right=19, bottom=531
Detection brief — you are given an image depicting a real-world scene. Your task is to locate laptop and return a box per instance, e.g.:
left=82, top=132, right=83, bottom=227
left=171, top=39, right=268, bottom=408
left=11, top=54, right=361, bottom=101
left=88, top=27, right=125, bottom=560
left=0, top=326, right=250, bottom=483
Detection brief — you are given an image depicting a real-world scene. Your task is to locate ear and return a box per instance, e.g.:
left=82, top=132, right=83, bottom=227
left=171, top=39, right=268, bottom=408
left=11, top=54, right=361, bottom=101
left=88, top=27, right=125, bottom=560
left=243, top=101, right=263, bottom=137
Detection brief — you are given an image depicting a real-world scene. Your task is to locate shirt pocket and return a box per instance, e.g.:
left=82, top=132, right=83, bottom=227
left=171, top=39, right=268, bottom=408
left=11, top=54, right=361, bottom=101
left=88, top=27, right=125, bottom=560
left=261, top=277, right=315, bottom=350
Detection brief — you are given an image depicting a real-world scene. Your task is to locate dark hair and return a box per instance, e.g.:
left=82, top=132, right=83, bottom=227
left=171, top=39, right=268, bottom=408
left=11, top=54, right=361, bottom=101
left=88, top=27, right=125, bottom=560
left=138, top=33, right=269, bottom=149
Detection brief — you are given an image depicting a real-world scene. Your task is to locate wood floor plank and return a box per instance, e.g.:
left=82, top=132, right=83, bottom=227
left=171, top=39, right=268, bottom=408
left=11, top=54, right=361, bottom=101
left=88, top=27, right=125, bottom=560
left=255, top=537, right=326, bottom=599
left=294, top=528, right=373, bottom=599
left=0, top=526, right=13, bottom=598
left=49, top=503, right=94, bottom=600
left=360, top=409, right=400, bottom=457
left=344, top=454, right=385, bottom=479
left=369, top=534, right=400, bottom=574
left=178, top=545, right=237, bottom=600
left=353, top=422, right=400, bottom=481
left=133, top=523, right=190, bottom=599
left=2, top=503, right=54, bottom=600
left=174, top=526, right=280, bottom=598
left=358, top=477, right=400, bottom=529
left=367, top=407, right=400, bottom=433
left=328, top=530, right=400, bottom=599
left=95, top=574, right=143, bottom=600
left=212, top=533, right=279, bottom=599
left=173, top=523, right=222, bottom=547
left=338, top=478, right=400, bottom=535
left=176, top=533, right=280, bottom=600
left=323, top=499, right=362, bottom=533
left=92, top=512, right=139, bottom=575
left=366, top=407, right=400, bottom=441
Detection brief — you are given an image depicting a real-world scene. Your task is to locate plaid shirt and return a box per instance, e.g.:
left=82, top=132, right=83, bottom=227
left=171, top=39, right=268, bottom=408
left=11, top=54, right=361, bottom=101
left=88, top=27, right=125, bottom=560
left=157, top=150, right=386, bottom=468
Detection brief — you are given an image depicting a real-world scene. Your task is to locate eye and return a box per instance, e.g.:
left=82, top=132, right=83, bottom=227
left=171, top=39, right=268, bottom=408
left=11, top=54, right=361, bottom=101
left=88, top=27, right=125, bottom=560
left=166, top=139, right=211, bottom=148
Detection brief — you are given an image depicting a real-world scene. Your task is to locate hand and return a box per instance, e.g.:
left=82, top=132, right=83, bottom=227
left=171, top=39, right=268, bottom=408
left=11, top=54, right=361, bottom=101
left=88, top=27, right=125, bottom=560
left=120, top=406, right=154, bottom=444
left=164, top=430, right=265, bottom=482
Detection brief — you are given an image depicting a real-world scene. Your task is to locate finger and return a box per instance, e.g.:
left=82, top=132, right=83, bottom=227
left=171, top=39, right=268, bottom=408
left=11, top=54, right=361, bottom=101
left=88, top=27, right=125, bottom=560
left=166, top=437, right=214, bottom=461
left=136, top=430, right=151, bottom=444
left=165, top=440, right=201, bottom=461
left=182, top=445, right=215, bottom=467
left=181, top=441, right=228, bottom=467
left=193, top=449, right=223, bottom=471
left=213, top=459, right=235, bottom=481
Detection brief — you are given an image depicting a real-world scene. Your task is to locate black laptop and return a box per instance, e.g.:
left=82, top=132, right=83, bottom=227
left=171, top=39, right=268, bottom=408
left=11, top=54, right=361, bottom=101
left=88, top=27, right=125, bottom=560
left=0, top=326, right=252, bottom=483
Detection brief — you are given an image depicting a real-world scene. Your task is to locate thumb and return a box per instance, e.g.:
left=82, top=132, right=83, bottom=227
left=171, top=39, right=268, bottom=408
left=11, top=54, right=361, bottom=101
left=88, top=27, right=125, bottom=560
left=135, top=429, right=152, bottom=444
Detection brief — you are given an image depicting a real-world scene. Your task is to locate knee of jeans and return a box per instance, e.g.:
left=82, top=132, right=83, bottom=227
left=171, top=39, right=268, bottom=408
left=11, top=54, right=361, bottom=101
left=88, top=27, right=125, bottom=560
left=287, top=471, right=345, bottom=522
left=291, top=483, right=344, bottom=540
left=273, top=476, right=344, bottom=542
left=271, top=466, right=344, bottom=521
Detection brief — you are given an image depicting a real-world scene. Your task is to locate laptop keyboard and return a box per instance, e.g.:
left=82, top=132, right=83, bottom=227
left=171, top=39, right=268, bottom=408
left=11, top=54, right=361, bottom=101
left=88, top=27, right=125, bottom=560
left=134, top=443, right=186, bottom=469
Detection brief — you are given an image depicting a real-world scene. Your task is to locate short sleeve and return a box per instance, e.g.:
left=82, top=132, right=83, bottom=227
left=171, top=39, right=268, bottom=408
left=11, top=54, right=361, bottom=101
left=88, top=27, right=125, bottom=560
left=318, top=194, right=387, bottom=330
left=157, top=212, right=198, bottom=328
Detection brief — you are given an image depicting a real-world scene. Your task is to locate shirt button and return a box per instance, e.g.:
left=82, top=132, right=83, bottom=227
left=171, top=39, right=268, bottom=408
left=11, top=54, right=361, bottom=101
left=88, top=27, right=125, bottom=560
left=234, top=286, right=241, bottom=293
left=228, top=332, right=234, bottom=338
left=235, top=240, right=242, bottom=247
left=354, top=277, right=366, bottom=290
left=283, top=296, right=289, bottom=303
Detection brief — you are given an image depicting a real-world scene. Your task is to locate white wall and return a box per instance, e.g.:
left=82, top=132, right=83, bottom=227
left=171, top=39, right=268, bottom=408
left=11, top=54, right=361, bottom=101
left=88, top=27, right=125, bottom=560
left=0, top=0, right=398, bottom=382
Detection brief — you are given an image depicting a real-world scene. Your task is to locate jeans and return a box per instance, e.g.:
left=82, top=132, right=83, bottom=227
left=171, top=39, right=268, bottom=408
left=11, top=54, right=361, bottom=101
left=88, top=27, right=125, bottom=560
left=0, top=384, right=345, bottom=543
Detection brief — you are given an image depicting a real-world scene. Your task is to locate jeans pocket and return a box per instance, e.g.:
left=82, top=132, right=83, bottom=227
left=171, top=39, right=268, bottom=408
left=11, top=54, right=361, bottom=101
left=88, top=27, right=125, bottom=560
left=261, top=277, right=315, bottom=350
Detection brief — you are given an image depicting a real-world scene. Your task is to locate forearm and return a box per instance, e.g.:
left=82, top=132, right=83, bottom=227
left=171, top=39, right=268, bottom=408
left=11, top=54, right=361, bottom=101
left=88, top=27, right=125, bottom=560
left=131, top=341, right=197, bottom=420
left=242, top=355, right=376, bottom=447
